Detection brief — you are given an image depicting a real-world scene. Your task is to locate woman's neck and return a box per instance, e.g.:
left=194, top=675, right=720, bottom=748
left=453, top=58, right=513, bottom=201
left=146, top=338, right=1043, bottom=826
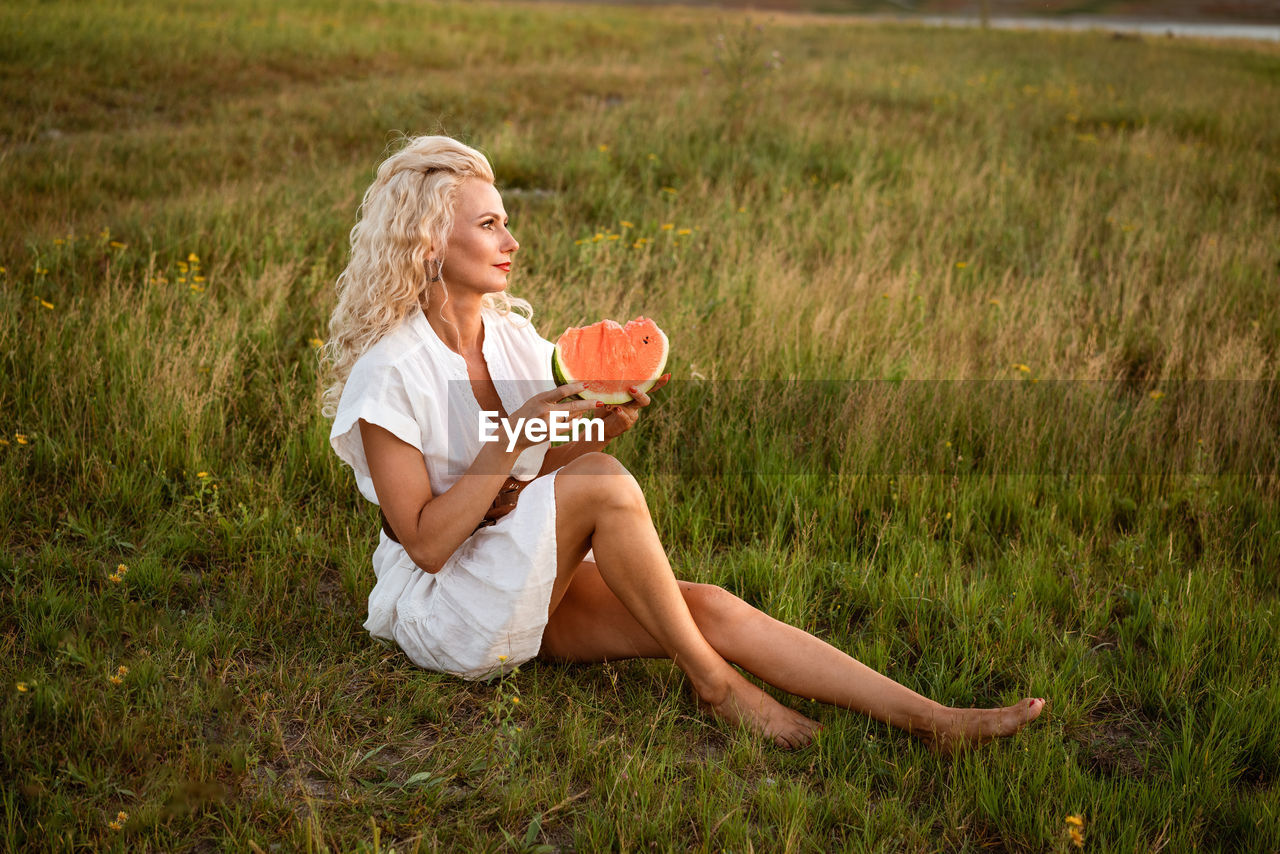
left=422, top=289, right=485, bottom=356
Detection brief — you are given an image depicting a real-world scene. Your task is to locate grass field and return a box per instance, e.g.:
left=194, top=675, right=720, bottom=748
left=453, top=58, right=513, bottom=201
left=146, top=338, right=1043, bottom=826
left=3, top=1, right=1279, bottom=851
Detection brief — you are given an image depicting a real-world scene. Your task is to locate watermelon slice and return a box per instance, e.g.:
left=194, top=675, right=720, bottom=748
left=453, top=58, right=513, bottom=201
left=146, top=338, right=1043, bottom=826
left=552, top=317, right=669, bottom=405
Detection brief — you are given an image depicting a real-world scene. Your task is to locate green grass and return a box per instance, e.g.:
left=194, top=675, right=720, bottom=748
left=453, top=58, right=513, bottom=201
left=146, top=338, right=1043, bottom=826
left=3, top=1, right=1278, bottom=850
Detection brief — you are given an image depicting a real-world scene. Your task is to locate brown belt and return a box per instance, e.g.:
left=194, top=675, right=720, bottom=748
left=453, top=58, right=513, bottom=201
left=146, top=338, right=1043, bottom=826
left=379, top=508, right=400, bottom=543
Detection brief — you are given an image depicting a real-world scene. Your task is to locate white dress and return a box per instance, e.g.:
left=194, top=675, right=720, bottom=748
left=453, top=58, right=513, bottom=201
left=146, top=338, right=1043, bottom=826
left=330, top=305, right=566, bottom=681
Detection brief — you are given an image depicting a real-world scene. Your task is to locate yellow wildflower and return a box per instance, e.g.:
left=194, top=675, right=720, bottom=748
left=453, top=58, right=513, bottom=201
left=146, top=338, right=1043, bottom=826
left=511, top=696, right=520, bottom=704
left=660, top=223, right=674, bottom=231
left=109, top=241, right=126, bottom=249
left=988, top=298, right=1001, bottom=307
left=619, top=221, right=634, bottom=228
left=661, top=187, right=677, bottom=194
left=1149, top=390, right=1164, bottom=400
left=1014, top=364, right=1031, bottom=373
left=309, top=337, right=324, bottom=348
left=498, top=655, right=508, bottom=662
left=945, top=512, right=952, bottom=520
left=197, top=471, right=209, bottom=478
left=15, top=434, right=28, bottom=445
left=40, top=299, right=54, bottom=310
left=955, top=261, right=968, bottom=269
left=190, top=284, right=204, bottom=293
left=737, top=207, right=746, bottom=213
left=117, top=665, right=129, bottom=676
left=188, top=253, right=200, bottom=262
left=0, top=438, right=8, bottom=446
left=607, top=234, right=620, bottom=241
left=192, top=275, right=205, bottom=283
left=647, top=153, right=657, bottom=160
left=597, top=144, right=608, bottom=152
left=676, top=228, right=691, bottom=236
left=16, top=682, right=28, bottom=693
left=54, top=238, right=65, bottom=245
left=574, top=239, right=584, bottom=245
left=109, top=675, right=123, bottom=685
left=1065, top=815, right=1084, bottom=828
left=117, top=564, right=128, bottom=575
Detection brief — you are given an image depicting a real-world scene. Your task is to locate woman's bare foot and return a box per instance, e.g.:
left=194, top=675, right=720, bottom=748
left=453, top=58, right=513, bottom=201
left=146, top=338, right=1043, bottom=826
left=699, top=670, right=823, bottom=749
left=921, top=698, right=1046, bottom=754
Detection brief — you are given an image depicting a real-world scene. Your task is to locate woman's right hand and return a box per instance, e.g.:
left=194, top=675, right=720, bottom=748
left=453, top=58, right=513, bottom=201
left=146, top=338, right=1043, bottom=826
left=502, top=382, right=599, bottom=454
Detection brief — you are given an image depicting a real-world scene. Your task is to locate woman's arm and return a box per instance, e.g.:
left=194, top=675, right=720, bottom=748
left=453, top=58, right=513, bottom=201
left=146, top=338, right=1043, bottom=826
left=361, top=382, right=597, bottom=573
left=471, top=375, right=675, bottom=526
left=360, top=420, right=519, bottom=573
left=535, top=373, right=671, bottom=476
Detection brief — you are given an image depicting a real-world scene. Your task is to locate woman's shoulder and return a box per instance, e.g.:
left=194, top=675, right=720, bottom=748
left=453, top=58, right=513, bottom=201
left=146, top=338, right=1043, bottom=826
left=345, top=315, right=436, bottom=394
left=359, top=313, right=431, bottom=368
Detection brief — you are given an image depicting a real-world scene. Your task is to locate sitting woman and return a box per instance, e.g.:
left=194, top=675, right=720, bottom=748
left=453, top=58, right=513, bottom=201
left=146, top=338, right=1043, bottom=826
left=323, top=135, right=1044, bottom=750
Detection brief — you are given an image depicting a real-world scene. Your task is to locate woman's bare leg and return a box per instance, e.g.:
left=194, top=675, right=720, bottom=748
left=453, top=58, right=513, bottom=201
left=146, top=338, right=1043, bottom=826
left=541, top=561, right=1044, bottom=751
left=548, top=453, right=820, bottom=748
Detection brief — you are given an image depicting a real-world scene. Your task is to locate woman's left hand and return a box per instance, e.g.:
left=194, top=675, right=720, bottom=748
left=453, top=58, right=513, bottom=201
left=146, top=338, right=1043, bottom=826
left=599, top=373, right=670, bottom=441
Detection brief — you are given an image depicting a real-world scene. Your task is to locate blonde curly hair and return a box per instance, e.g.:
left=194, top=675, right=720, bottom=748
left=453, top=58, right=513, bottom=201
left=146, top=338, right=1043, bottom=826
left=321, top=135, right=532, bottom=418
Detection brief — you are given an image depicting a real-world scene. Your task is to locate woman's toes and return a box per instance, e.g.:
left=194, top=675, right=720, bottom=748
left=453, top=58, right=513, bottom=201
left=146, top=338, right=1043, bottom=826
left=923, top=698, right=1046, bottom=752
left=1014, top=697, right=1046, bottom=728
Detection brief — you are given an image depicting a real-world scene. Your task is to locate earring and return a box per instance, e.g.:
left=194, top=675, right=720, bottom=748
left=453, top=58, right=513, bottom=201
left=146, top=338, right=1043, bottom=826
left=427, top=259, right=443, bottom=282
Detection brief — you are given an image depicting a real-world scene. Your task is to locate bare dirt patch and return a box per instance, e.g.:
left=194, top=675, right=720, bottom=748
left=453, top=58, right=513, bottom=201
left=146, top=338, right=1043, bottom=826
left=1077, top=695, right=1163, bottom=781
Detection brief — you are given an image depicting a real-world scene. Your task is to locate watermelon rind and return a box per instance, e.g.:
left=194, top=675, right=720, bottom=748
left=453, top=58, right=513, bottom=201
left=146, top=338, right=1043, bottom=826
left=552, top=321, right=668, bottom=406
left=551, top=346, right=573, bottom=389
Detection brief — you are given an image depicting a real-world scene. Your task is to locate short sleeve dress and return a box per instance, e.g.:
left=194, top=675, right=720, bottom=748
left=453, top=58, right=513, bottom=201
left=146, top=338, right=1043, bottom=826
left=329, top=305, right=566, bottom=681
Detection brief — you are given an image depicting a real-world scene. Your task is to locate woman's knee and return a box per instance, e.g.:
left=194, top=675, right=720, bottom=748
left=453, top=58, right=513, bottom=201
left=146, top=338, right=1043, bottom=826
left=681, top=583, right=754, bottom=641
left=555, top=452, right=645, bottom=514
left=559, top=451, right=630, bottom=478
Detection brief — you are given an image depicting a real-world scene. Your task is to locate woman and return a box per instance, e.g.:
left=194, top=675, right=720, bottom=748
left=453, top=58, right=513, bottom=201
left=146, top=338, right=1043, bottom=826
left=324, top=135, right=1044, bottom=750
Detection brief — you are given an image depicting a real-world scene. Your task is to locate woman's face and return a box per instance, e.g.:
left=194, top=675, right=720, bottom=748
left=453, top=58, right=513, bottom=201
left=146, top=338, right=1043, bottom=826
left=438, top=178, right=518, bottom=296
